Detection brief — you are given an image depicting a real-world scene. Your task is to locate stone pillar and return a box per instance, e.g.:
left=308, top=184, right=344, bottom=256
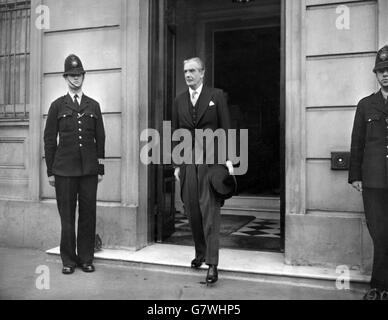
left=285, top=0, right=306, bottom=216
left=28, top=0, right=43, bottom=201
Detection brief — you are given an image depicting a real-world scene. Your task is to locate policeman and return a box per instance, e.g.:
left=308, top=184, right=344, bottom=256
left=44, top=54, right=105, bottom=275
left=349, top=45, right=388, bottom=300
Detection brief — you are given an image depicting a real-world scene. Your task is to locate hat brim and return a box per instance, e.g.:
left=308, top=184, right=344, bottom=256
left=63, top=68, right=86, bottom=76
left=208, top=165, right=237, bottom=200
left=374, top=61, right=388, bottom=72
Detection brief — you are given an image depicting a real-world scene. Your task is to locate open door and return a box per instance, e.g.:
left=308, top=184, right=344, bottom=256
left=149, top=0, right=177, bottom=242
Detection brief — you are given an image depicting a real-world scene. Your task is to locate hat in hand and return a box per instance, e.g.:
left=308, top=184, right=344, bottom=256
left=207, top=165, right=237, bottom=200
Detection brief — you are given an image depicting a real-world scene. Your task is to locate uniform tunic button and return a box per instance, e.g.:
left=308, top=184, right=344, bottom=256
left=79, top=136, right=82, bottom=139
left=80, top=144, right=83, bottom=147
left=78, top=121, right=82, bottom=124
left=79, top=128, right=82, bottom=132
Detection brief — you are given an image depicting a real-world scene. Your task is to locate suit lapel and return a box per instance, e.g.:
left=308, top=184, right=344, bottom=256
left=371, top=91, right=388, bottom=116
left=178, top=90, right=193, bottom=126
left=196, top=86, right=212, bottom=125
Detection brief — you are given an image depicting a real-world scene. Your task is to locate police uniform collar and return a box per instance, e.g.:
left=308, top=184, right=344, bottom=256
left=63, top=93, right=90, bottom=113
left=68, top=91, right=83, bottom=102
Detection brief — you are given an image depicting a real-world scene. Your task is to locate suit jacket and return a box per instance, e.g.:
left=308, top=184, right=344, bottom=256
left=172, top=86, right=231, bottom=168
left=44, top=93, right=106, bottom=177
left=349, top=91, right=388, bottom=188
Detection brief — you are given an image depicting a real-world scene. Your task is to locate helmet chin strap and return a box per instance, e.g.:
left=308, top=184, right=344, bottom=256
left=68, top=78, right=83, bottom=90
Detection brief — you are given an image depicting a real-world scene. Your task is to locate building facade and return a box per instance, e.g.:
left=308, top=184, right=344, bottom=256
left=1, top=0, right=387, bottom=274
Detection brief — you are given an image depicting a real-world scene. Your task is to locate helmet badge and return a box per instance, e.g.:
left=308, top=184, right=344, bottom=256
left=380, top=51, right=388, bottom=61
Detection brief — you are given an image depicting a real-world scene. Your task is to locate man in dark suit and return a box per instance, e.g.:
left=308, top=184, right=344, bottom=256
left=172, top=57, right=234, bottom=285
left=44, top=54, right=105, bottom=275
left=349, top=45, right=388, bottom=300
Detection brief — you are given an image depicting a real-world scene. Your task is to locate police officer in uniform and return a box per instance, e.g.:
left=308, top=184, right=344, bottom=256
left=349, top=45, right=388, bottom=300
left=44, top=54, right=105, bottom=274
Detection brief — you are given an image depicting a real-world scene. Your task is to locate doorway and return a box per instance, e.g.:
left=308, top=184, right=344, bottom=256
left=150, top=0, right=284, bottom=253
left=213, top=26, right=281, bottom=197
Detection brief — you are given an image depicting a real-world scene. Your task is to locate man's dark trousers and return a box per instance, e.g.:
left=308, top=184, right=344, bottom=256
left=55, top=175, right=98, bottom=267
left=362, top=188, right=388, bottom=290
left=181, top=164, right=221, bottom=266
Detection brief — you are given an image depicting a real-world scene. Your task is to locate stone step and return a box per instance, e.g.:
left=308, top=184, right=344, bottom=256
left=224, top=196, right=280, bottom=211
left=221, top=208, right=280, bottom=220
left=46, top=244, right=369, bottom=292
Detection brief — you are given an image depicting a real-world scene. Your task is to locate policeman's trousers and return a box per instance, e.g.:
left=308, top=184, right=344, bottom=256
left=180, top=165, right=221, bottom=266
left=55, top=175, right=98, bottom=267
left=363, top=188, right=388, bottom=290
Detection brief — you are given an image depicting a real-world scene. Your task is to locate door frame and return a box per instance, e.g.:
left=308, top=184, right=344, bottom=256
left=147, top=0, right=287, bottom=250
left=147, top=0, right=177, bottom=243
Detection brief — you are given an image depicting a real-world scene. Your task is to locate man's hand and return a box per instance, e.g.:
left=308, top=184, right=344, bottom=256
left=226, top=161, right=234, bottom=175
left=174, top=167, right=180, bottom=182
left=352, top=181, right=363, bottom=192
left=48, top=176, right=55, bottom=187
left=98, top=175, right=103, bottom=184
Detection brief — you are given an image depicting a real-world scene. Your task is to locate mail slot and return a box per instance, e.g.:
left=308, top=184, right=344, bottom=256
left=331, top=152, right=350, bottom=170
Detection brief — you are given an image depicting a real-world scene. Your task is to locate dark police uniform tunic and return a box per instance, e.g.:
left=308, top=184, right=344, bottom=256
left=45, top=94, right=105, bottom=177
left=44, top=93, right=105, bottom=267
left=349, top=90, right=388, bottom=291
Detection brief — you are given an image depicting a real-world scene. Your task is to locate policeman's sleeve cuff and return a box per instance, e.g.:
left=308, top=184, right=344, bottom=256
left=98, top=164, right=105, bottom=175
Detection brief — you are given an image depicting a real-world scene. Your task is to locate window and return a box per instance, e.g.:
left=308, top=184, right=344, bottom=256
left=0, top=0, right=30, bottom=119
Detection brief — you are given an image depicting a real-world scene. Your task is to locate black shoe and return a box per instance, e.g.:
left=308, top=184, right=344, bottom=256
left=62, top=266, right=75, bottom=275
left=80, top=264, right=95, bottom=273
left=363, top=288, right=381, bottom=300
left=380, top=290, right=388, bottom=300
left=206, top=265, right=218, bottom=285
left=191, top=258, right=205, bottom=269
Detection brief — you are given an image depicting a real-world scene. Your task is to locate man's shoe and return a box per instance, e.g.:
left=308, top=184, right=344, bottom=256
left=363, top=288, right=381, bottom=300
left=206, top=265, right=218, bottom=285
left=191, top=258, right=205, bottom=269
left=80, top=264, right=95, bottom=273
left=62, top=266, right=75, bottom=275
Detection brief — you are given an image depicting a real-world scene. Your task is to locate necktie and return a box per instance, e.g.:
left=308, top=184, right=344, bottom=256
left=191, top=91, right=198, bottom=106
left=74, top=94, right=80, bottom=109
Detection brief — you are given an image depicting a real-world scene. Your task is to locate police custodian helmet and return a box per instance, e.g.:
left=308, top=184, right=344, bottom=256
left=374, top=46, right=388, bottom=73
left=63, top=54, right=86, bottom=76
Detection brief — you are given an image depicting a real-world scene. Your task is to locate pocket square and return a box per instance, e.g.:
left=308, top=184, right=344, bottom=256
left=209, top=101, right=215, bottom=107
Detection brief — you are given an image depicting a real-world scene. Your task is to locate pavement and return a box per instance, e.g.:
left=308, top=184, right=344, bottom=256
left=0, top=247, right=367, bottom=300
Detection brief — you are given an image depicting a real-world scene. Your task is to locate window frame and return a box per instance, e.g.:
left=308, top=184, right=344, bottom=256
left=0, top=0, right=31, bottom=120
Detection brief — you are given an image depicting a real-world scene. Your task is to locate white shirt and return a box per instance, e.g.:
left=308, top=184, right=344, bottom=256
left=189, top=83, right=203, bottom=106
left=68, top=91, right=83, bottom=105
